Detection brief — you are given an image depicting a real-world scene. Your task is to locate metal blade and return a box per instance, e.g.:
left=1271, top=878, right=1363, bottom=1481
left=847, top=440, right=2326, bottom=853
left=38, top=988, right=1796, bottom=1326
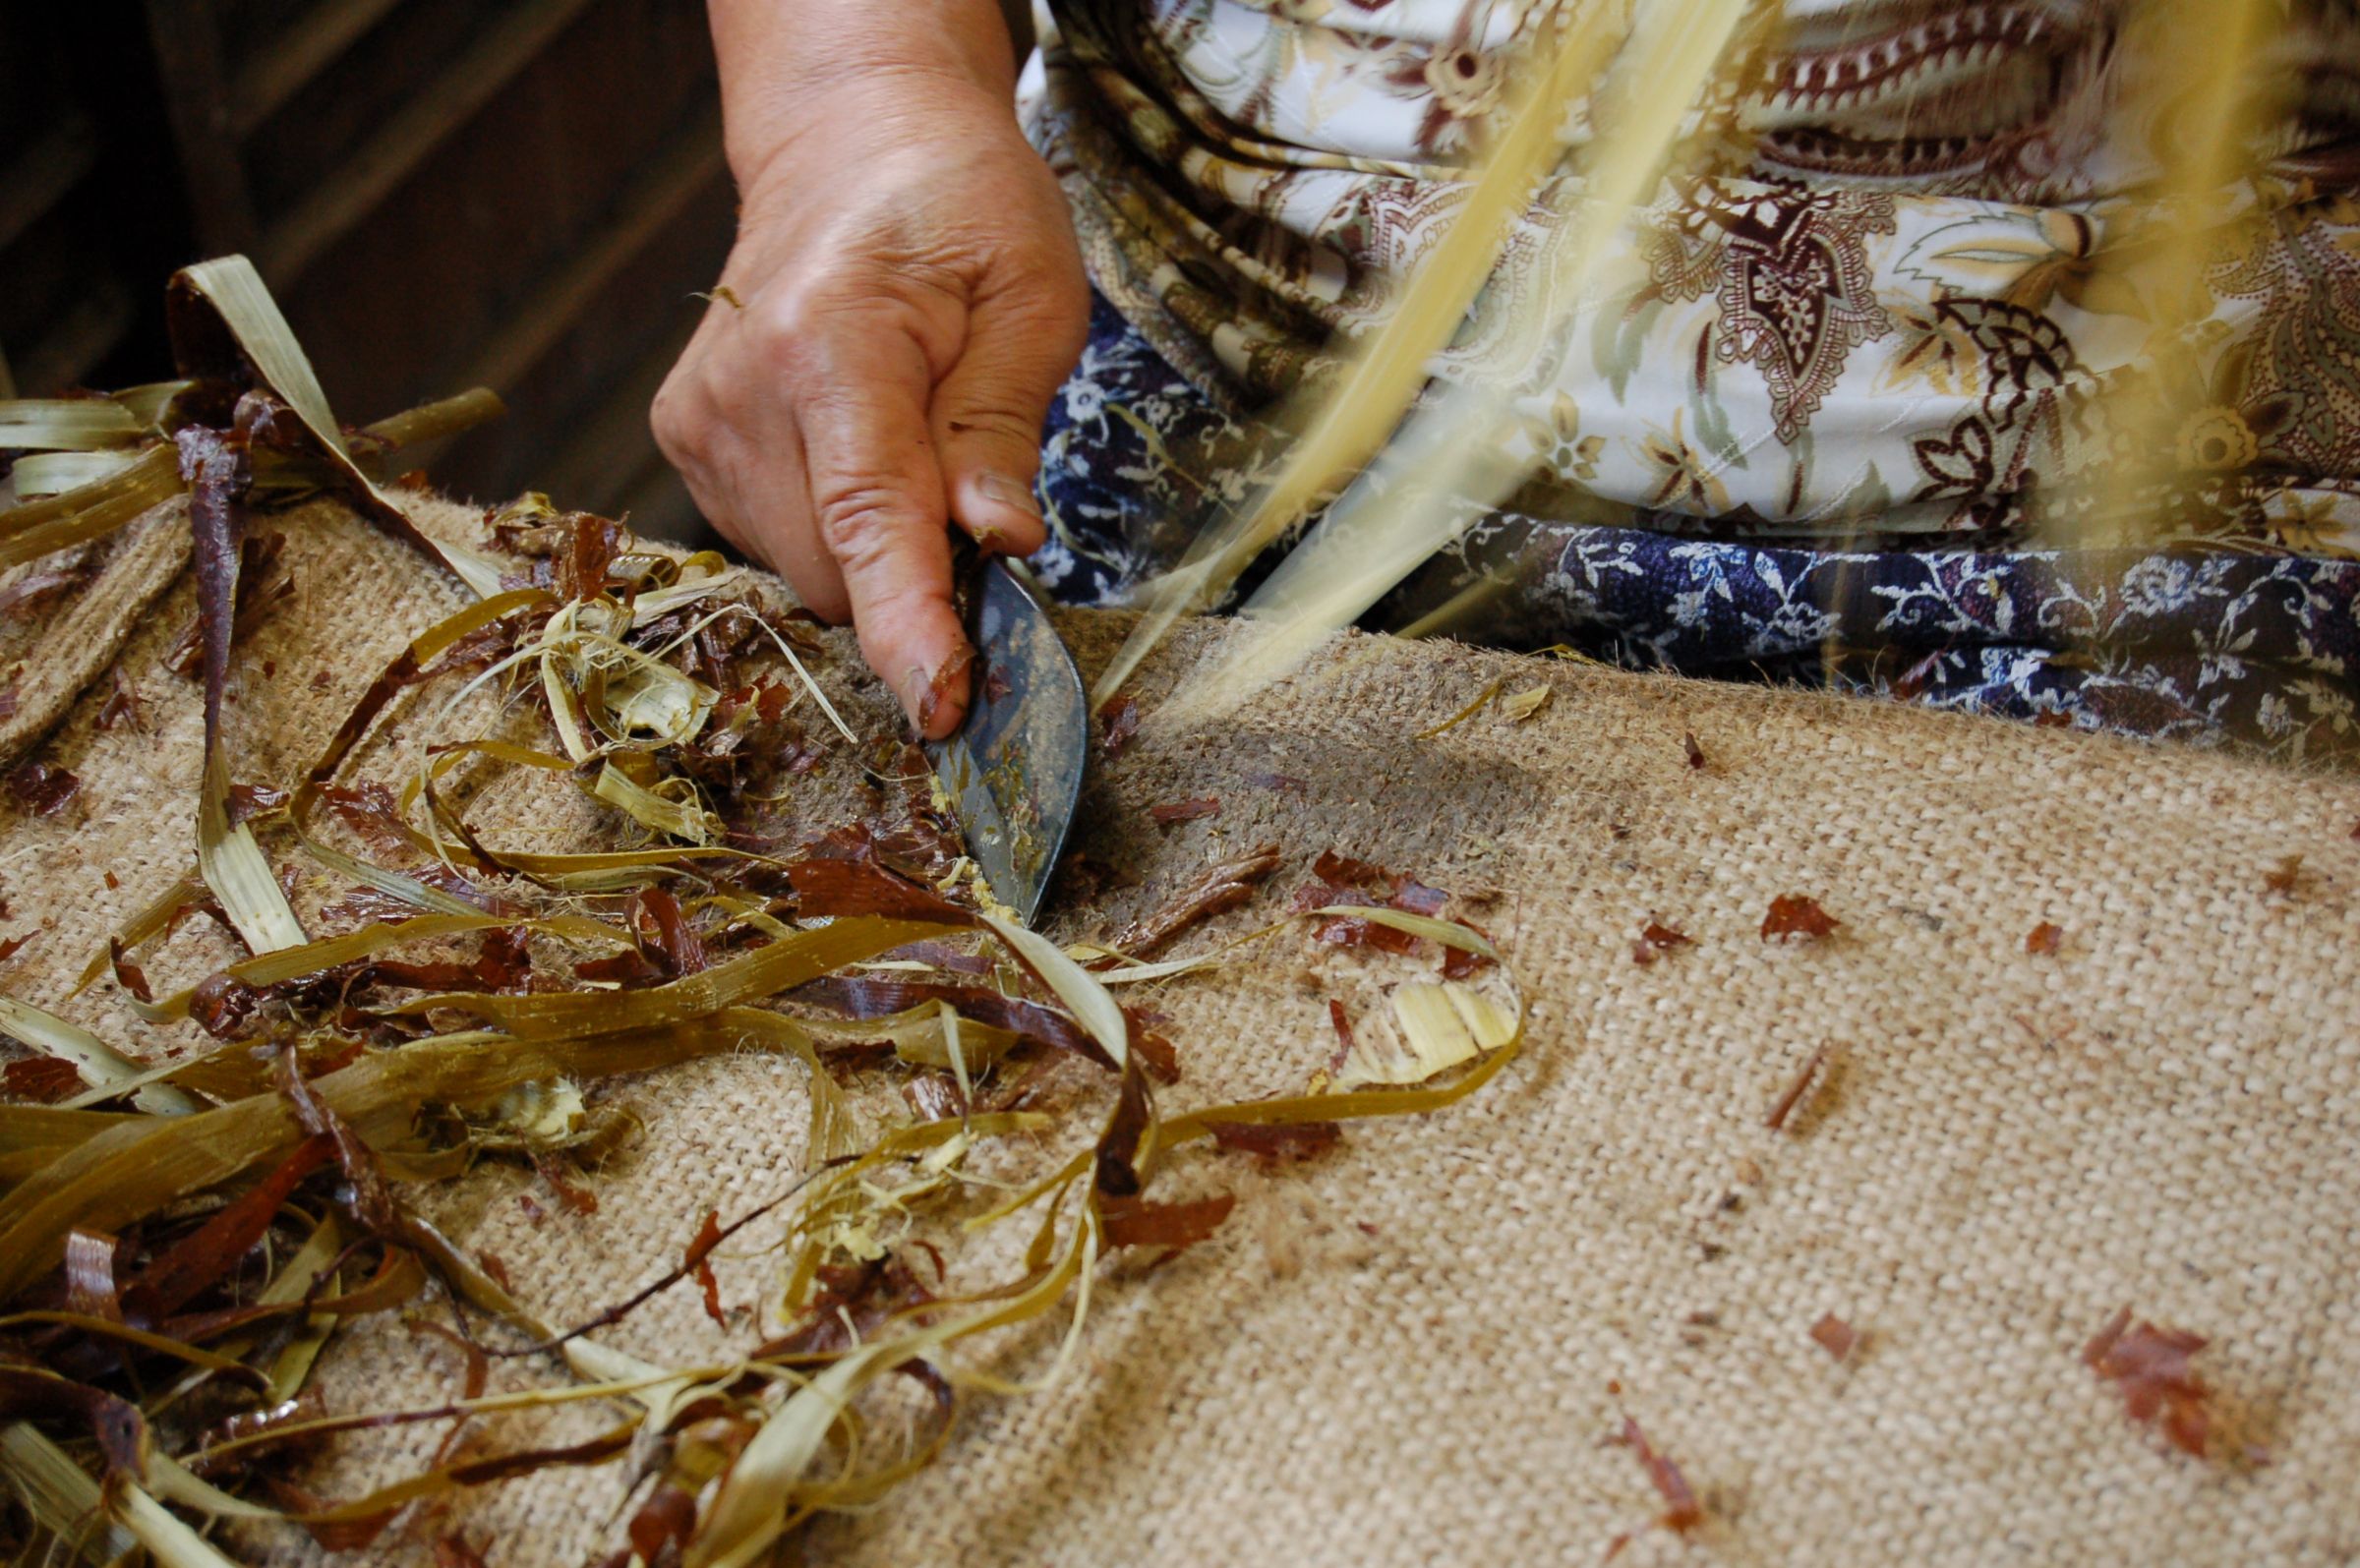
left=922, top=558, right=1088, bottom=926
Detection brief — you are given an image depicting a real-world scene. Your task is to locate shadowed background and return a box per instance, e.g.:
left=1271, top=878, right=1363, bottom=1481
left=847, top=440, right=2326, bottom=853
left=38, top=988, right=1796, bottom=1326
left=0, top=0, right=1032, bottom=541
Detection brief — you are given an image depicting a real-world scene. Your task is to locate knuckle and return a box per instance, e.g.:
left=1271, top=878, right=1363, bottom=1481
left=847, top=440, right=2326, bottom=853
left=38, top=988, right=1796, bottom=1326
left=748, top=306, right=819, bottom=375
left=812, top=484, right=919, bottom=558
left=746, top=281, right=853, bottom=359
left=648, top=380, right=696, bottom=460
left=749, top=293, right=909, bottom=387
left=939, top=405, right=1037, bottom=447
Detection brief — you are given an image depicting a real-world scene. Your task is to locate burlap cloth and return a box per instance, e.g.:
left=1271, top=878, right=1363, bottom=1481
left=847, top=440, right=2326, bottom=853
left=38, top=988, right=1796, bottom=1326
left=3, top=494, right=2357, bottom=1566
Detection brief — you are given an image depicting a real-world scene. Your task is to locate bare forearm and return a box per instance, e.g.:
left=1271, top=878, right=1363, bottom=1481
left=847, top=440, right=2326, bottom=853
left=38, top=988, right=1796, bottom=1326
left=708, top=0, right=1020, bottom=186
left=661, top=0, right=1085, bottom=734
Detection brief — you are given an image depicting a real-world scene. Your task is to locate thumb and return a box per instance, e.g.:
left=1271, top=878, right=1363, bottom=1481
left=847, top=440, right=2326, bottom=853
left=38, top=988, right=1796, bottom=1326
left=932, top=284, right=1088, bottom=558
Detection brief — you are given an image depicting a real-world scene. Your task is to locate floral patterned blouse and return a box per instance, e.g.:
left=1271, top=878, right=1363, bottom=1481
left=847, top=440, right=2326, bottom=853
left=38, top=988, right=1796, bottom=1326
left=1017, top=1, right=2360, bottom=756
left=1029, top=0, right=2360, bottom=542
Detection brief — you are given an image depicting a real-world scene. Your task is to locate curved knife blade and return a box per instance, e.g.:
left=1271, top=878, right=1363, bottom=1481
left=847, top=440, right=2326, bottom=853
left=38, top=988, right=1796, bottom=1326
left=922, top=558, right=1087, bottom=927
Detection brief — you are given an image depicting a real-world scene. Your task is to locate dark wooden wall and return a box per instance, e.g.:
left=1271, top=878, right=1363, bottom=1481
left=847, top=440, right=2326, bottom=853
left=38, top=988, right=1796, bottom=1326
left=0, top=0, right=736, bottom=539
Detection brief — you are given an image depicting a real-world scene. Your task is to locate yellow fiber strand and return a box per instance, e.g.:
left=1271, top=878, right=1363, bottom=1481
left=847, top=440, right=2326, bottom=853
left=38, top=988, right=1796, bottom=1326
left=2053, top=0, right=2275, bottom=546
left=1091, top=0, right=1636, bottom=707
left=1181, top=0, right=1754, bottom=716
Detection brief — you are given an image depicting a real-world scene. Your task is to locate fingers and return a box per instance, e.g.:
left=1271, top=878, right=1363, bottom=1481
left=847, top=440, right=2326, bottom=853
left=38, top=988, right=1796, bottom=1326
left=796, top=328, right=974, bottom=737
left=931, top=279, right=1089, bottom=559
left=651, top=323, right=852, bottom=624
left=734, top=424, right=862, bottom=623
left=657, top=259, right=1080, bottom=740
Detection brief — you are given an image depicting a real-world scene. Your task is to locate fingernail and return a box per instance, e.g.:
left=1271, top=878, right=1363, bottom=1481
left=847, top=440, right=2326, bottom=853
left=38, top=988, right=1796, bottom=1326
left=978, top=472, right=1041, bottom=519
left=910, top=647, right=974, bottom=735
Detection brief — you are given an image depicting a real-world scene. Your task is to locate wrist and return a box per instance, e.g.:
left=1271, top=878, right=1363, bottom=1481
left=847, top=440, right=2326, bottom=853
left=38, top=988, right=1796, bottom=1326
left=710, top=1, right=1019, bottom=192
left=736, top=66, right=1022, bottom=196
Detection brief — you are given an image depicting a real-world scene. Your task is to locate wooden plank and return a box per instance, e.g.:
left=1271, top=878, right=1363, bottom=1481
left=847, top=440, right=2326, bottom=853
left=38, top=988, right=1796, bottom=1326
left=142, top=0, right=259, bottom=255
left=227, top=0, right=406, bottom=139
left=538, top=314, right=701, bottom=513
left=452, top=113, right=725, bottom=396
left=0, top=118, right=97, bottom=256
left=15, top=281, right=133, bottom=396
left=254, top=0, right=599, bottom=287
left=609, top=453, right=706, bottom=546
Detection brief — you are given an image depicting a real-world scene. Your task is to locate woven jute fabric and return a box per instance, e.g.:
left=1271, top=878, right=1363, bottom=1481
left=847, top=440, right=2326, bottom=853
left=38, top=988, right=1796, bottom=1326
left=3, top=494, right=2357, bottom=1566
left=0, top=506, right=192, bottom=773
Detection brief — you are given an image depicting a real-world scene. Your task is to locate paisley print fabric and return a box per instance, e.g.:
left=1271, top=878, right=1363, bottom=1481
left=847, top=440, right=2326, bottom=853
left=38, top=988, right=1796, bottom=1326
left=1015, top=1, right=2360, bottom=757
left=1642, top=183, right=1899, bottom=443
left=1036, top=292, right=2360, bottom=759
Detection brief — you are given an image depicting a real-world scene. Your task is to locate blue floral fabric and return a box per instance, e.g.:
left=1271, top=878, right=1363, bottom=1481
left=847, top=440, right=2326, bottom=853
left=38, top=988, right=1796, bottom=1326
left=1035, top=293, right=2360, bottom=763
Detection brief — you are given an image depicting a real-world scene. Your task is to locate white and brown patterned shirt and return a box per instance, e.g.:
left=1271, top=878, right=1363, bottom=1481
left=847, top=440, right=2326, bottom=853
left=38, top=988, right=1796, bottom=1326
left=1022, top=0, right=2360, bottom=552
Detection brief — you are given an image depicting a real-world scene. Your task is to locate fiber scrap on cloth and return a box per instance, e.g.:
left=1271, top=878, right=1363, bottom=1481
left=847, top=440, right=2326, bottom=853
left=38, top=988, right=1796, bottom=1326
left=0, top=494, right=2354, bottom=1565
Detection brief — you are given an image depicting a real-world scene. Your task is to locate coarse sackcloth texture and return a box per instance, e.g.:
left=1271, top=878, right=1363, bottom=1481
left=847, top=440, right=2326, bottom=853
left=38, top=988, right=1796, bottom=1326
left=1, top=493, right=2356, bottom=1566
left=0, top=505, right=191, bottom=771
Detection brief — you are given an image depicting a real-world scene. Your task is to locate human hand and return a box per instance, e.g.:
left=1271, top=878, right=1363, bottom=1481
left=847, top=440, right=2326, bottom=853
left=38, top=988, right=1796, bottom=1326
left=653, top=67, right=1087, bottom=736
